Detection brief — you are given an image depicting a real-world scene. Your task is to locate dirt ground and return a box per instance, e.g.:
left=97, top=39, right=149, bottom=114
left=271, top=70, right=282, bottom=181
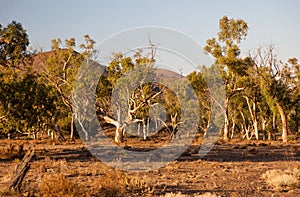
left=0, top=136, right=299, bottom=197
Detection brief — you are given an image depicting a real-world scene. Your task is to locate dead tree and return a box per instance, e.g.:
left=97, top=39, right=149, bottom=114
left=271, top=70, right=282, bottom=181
left=8, top=149, right=35, bottom=192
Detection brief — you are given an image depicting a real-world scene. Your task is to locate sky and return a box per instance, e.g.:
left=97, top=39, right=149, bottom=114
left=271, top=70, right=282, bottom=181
left=1, top=0, right=299, bottom=73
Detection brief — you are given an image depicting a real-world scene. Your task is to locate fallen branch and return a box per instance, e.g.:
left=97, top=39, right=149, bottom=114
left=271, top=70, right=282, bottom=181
left=8, top=149, right=35, bottom=192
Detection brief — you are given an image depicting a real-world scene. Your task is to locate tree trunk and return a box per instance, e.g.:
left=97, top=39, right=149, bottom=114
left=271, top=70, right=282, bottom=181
left=115, top=126, right=123, bottom=143
left=244, top=96, right=259, bottom=140
left=223, top=98, right=229, bottom=141
left=276, top=103, right=288, bottom=142
left=230, top=120, right=236, bottom=139
left=253, top=119, right=259, bottom=140
left=224, top=115, right=229, bottom=141
left=70, top=113, right=75, bottom=141
left=272, top=113, right=277, bottom=130
left=54, top=124, right=66, bottom=141
left=204, top=109, right=213, bottom=136
left=137, top=123, right=140, bottom=136
left=51, top=131, right=55, bottom=141
left=143, top=120, right=147, bottom=140
left=262, top=118, right=266, bottom=130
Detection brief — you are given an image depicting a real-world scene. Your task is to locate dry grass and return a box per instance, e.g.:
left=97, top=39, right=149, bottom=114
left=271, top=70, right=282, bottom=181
left=161, top=192, right=218, bottom=197
left=97, top=169, right=154, bottom=197
left=37, top=169, right=153, bottom=197
left=1, top=139, right=299, bottom=196
left=161, top=192, right=188, bottom=197
left=195, top=193, right=218, bottom=197
left=262, top=167, right=300, bottom=189
left=39, top=173, right=82, bottom=197
left=35, top=157, right=153, bottom=196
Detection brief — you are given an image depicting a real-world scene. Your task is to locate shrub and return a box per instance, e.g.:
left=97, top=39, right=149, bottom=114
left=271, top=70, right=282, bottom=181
left=195, top=193, right=218, bottom=197
left=262, top=168, right=300, bottom=189
left=161, top=192, right=188, bottom=197
left=39, top=173, right=83, bottom=197
left=97, top=169, right=153, bottom=197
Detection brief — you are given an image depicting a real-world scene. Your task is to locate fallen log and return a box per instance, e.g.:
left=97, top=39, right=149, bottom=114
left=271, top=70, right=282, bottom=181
left=8, top=149, right=35, bottom=192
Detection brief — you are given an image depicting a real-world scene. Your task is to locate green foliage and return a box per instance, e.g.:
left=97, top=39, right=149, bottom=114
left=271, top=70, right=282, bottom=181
left=204, top=16, right=250, bottom=98
left=96, top=48, right=157, bottom=119
left=187, top=70, right=211, bottom=133
left=0, top=68, right=59, bottom=136
left=41, top=35, right=96, bottom=139
left=203, top=16, right=250, bottom=139
left=0, top=19, right=298, bottom=142
left=204, top=16, right=249, bottom=75
left=0, top=21, right=29, bottom=67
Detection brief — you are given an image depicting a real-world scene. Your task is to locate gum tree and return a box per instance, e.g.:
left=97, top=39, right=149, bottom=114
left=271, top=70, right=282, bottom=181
left=187, top=70, right=211, bottom=135
left=0, top=21, right=30, bottom=68
left=41, top=35, right=95, bottom=140
left=251, top=45, right=293, bottom=142
left=96, top=48, right=163, bottom=143
left=286, top=58, right=300, bottom=134
left=0, top=21, right=58, bottom=139
left=204, top=16, right=250, bottom=140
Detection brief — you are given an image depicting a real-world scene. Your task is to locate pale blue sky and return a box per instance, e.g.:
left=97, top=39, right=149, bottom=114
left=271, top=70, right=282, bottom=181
left=1, top=0, right=299, bottom=67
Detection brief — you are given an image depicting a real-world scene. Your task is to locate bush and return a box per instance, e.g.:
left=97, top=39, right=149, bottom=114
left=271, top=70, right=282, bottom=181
left=262, top=168, right=300, bottom=189
left=39, top=173, right=83, bottom=197
left=97, top=169, right=153, bottom=197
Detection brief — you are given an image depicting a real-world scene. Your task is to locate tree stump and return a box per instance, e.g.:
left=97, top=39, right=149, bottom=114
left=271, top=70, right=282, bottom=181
left=8, top=149, right=35, bottom=192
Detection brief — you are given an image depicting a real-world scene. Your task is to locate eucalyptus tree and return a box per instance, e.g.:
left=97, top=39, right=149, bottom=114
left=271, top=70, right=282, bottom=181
left=228, top=92, right=245, bottom=139
left=286, top=58, right=300, bottom=134
left=197, top=64, right=226, bottom=137
left=0, top=21, right=59, bottom=139
left=203, top=16, right=250, bottom=140
left=157, top=76, right=200, bottom=140
left=251, top=45, right=293, bottom=142
left=96, top=47, right=163, bottom=143
left=187, top=70, right=211, bottom=135
left=0, top=21, right=29, bottom=68
left=0, top=67, right=58, bottom=138
left=41, top=35, right=95, bottom=140
left=160, top=83, right=181, bottom=136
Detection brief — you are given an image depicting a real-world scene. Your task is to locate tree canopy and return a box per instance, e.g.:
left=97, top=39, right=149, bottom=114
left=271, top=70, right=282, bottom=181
left=0, top=18, right=299, bottom=143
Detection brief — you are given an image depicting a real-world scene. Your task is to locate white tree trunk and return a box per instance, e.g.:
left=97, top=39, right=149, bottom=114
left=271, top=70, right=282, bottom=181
left=253, top=119, right=259, bottom=140
left=223, top=99, right=229, bottom=141
left=143, top=121, right=147, bottom=140
left=115, top=126, right=121, bottom=143
left=277, top=103, right=288, bottom=142
left=223, top=113, right=229, bottom=141
left=70, top=113, right=75, bottom=141
left=146, top=117, right=150, bottom=137
left=137, top=123, right=140, bottom=136
left=230, top=121, right=236, bottom=139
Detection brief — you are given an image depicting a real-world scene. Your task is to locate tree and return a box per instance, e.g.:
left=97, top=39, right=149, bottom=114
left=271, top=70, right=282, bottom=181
left=96, top=47, right=163, bottom=143
left=41, top=35, right=95, bottom=140
left=0, top=67, right=58, bottom=138
left=204, top=16, right=250, bottom=140
left=286, top=58, right=300, bottom=135
left=0, top=21, right=29, bottom=68
left=250, top=45, right=294, bottom=142
left=187, top=70, right=211, bottom=135
left=161, top=83, right=182, bottom=136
